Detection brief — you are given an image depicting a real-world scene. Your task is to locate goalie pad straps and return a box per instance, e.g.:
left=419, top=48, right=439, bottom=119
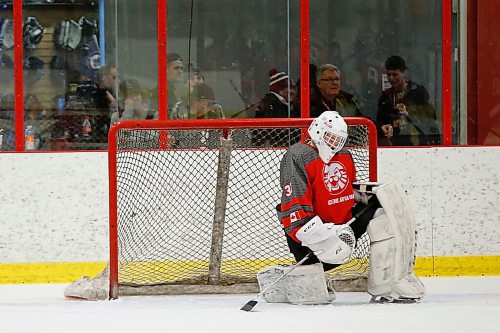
left=366, top=183, right=425, bottom=300
left=352, top=181, right=384, bottom=204
left=257, top=263, right=332, bottom=305
left=353, top=181, right=384, bottom=194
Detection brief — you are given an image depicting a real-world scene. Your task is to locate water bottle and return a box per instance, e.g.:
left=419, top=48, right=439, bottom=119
left=25, top=125, right=36, bottom=150
left=56, top=96, right=65, bottom=115
left=82, top=116, right=92, bottom=136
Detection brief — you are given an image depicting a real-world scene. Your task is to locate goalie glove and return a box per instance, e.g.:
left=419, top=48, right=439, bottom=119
left=23, top=16, right=45, bottom=50
left=296, top=216, right=355, bottom=265
left=1, top=18, right=14, bottom=50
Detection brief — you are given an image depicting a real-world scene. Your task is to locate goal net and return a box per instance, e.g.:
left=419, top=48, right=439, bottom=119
left=68, top=117, right=377, bottom=300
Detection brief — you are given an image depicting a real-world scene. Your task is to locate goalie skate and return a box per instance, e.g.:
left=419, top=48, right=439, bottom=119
left=370, top=295, right=422, bottom=304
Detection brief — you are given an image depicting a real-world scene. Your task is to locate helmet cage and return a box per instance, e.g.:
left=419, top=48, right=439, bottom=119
left=307, top=111, right=348, bottom=164
left=323, top=131, right=347, bottom=153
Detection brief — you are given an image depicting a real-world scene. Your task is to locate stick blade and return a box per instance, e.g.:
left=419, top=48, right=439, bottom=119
left=240, top=300, right=258, bottom=312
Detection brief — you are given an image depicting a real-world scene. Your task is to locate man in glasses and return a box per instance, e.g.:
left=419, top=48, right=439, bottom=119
left=258, top=111, right=424, bottom=305
left=310, top=64, right=362, bottom=118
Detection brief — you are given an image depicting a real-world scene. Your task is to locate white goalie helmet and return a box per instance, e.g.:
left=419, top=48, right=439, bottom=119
left=308, top=111, right=348, bottom=163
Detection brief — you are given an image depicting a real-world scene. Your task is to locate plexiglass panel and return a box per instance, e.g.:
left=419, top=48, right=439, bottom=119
left=21, top=0, right=102, bottom=150
left=311, top=0, right=442, bottom=146
left=20, top=0, right=156, bottom=150
left=106, top=0, right=158, bottom=127
left=166, top=0, right=299, bottom=119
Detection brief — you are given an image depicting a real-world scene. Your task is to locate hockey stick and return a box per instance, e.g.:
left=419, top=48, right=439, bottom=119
left=240, top=197, right=379, bottom=312
left=228, top=79, right=246, bottom=104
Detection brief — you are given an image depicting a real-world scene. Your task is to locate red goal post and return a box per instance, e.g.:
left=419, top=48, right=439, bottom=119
left=107, top=117, right=377, bottom=299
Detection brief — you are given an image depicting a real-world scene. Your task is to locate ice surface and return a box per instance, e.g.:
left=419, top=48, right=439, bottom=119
left=1, top=276, right=499, bottom=333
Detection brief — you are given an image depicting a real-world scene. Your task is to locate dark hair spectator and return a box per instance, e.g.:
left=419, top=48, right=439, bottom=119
left=167, top=53, right=185, bottom=113
left=110, top=79, right=147, bottom=125
left=376, top=55, right=440, bottom=146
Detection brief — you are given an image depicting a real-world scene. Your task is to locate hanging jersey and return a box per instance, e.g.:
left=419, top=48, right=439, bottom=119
left=278, top=141, right=356, bottom=242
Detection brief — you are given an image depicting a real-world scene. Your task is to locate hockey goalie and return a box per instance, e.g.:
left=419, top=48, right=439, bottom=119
left=258, top=111, right=425, bottom=304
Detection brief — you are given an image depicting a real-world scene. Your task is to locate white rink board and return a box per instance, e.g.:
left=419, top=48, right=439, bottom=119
left=0, top=146, right=499, bottom=265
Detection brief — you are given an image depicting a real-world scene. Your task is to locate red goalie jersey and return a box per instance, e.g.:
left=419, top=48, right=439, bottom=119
left=278, top=141, right=356, bottom=243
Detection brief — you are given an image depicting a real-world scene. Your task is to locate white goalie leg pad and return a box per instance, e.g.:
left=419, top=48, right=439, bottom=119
left=257, top=263, right=333, bottom=305
left=366, top=212, right=396, bottom=296
left=367, top=183, right=425, bottom=300
left=257, top=265, right=287, bottom=303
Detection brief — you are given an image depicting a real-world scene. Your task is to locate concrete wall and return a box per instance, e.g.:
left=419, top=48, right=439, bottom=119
left=0, top=147, right=499, bottom=274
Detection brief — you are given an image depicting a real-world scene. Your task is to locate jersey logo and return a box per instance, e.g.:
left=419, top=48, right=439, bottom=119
left=323, top=161, right=349, bottom=195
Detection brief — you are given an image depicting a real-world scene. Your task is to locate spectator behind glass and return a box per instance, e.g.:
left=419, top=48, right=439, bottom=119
left=167, top=53, right=185, bottom=113
left=376, top=56, right=440, bottom=146
left=254, top=69, right=298, bottom=118
left=189, top=83, right=223, bottom=119
left=167, top=83, right=224, bottom=149
left=253, top=69, right=299, bottom=147
left=110, top=79, right=147, bottom=125
left=186, top=62, right=205, bottom=89
left=24, top=94, right=45, bottom=121
left=185, top=62, right=217, bottom=115
left=310, top=64, right=362, bottom=118
left=93, top=65, right=119, bottom=141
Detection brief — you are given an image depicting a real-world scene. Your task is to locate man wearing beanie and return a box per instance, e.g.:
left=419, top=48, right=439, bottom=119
left=255, top=69, right=298, bottom=118
left=310, top=64, right=361, bottom=118
left=254, top=69, right=299, bottom=146
left=376, top=55, right=440, bottom=146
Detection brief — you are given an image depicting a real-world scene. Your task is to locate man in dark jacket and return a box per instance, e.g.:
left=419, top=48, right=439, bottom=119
left=254, top=69, right=299, bottom=147
left=255, top=69, right=298, bottom=118
left=376, top=56, right=440, bottom=146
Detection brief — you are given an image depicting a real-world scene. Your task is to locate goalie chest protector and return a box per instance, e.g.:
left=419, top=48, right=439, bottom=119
left=280, top=143, right=356, bottom=240
left=304, top=149, right=356, bottom=225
